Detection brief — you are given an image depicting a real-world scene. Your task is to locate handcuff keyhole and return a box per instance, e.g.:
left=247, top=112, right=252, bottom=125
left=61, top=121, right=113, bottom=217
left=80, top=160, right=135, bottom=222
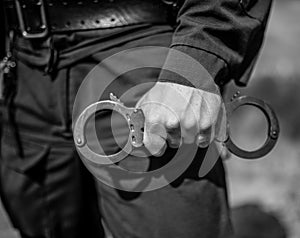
left=130, top=124, right=134, bottom=131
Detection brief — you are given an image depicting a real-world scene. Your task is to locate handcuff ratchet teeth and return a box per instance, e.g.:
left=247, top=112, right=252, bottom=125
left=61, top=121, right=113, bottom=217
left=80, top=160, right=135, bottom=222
left=74, top=92, right=280, bottom=164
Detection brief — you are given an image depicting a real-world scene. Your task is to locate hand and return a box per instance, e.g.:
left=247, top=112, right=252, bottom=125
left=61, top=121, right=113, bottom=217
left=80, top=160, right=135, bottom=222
left=136, top=82, right=226, bottom=156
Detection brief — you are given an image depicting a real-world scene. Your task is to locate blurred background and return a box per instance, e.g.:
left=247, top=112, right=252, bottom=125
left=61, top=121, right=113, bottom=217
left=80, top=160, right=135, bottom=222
left=1, top=0, right=300, bottom=237
left=226, top=0, right=300, bottom=237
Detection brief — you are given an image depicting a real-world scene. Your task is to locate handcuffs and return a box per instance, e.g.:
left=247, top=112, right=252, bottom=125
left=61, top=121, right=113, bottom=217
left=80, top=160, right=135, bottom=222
left=74, top=92, right=280, bottom=164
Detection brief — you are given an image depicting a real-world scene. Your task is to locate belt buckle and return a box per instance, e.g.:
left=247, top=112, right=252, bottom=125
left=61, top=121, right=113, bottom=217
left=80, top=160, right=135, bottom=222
left=15, top=0, right=48, bottom=38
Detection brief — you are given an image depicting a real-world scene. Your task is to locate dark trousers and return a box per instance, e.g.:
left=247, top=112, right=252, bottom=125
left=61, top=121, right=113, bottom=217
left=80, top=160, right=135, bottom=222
left=0, top=25, right=232, bottom=238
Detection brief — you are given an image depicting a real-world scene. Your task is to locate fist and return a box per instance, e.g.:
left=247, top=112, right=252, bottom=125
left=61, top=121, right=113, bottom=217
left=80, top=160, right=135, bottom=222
left=136, top=82, right=226, bottom=156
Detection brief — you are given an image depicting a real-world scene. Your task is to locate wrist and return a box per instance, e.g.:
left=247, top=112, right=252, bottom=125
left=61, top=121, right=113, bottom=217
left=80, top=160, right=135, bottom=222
left=158, top=45, right=229, bottom=94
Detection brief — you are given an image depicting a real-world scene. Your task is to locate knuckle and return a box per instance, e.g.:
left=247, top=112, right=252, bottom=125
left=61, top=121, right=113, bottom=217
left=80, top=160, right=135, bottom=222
left=165, top=117, right=180, bottom=129
left=198, top=126, right=212, bottom=139
left=196, top=134, right=211, bottom=147
left=199, top=119, right=212, bottom=131
left=146, top=139, right=167, bottom=156
left=168, top=139, right=181, bottom=148
left=198, top=111, right=218, bottom=130
left=147, top=114, right=162, bottom=124
left=182, top=116, right=197, bottom=131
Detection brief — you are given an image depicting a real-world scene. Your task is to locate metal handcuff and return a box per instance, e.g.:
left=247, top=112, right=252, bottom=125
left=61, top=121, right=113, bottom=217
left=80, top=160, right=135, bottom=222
left=73, top=92, right=280, bottom=164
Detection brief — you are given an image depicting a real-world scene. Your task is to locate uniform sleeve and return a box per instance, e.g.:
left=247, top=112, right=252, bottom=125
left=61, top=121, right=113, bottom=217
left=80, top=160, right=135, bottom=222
left=159, top=0, right=273, bottom=89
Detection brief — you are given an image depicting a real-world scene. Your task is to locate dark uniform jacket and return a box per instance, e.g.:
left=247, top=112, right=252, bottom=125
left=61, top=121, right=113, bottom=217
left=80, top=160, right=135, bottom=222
left=0, top=0, right=272, bottom=87
left=158, top=0, right=273, bottom=87
left=0, top=1, right=273, bottom=237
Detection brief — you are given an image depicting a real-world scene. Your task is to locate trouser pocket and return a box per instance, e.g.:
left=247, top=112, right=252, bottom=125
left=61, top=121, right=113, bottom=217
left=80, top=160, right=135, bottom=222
left=0, top=134, right=50, bottom=236
left=0, top=132, right=105, bottom=238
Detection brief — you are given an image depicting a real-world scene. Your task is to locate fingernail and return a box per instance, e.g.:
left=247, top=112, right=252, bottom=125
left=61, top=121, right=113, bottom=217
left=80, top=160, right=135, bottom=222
left=198, top=141, right=210, bottom=148
left=196, top=136, right=210, bottom=148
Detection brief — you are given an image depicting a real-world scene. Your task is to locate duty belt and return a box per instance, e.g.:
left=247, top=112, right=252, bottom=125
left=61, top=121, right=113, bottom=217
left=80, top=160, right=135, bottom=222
left=3, top=0, right=177, bottom=38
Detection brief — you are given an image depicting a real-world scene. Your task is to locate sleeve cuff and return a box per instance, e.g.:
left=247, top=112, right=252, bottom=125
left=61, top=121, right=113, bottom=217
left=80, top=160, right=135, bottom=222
left=158, top=45, right=230, bottom=93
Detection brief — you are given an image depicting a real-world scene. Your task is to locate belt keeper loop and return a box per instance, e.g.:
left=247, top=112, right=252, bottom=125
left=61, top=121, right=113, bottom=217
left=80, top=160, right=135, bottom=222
left=44, top=36, right=58, bottom=75
left=15, top=0, right=48, bottom=38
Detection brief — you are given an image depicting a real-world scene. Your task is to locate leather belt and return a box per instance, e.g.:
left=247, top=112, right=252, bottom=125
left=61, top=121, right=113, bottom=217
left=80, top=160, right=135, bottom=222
left=3, top=0, right=177, bottom=38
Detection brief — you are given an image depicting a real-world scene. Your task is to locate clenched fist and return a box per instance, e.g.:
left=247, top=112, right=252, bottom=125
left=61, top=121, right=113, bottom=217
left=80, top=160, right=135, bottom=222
left=136, top=82, right=226, bottom=156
